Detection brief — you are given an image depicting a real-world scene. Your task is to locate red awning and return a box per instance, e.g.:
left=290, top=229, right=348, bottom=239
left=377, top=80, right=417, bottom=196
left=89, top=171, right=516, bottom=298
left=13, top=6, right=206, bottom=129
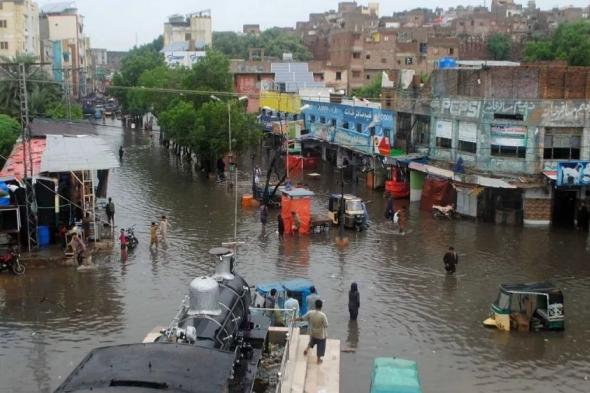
left=543, top=171, right=557, bottom=181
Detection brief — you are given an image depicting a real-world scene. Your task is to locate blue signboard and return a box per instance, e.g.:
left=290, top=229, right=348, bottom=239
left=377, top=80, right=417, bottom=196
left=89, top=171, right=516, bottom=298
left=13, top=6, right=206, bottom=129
left=301, top=100, right=396, bottom=154
left=556, top=161, right=590, bottom=187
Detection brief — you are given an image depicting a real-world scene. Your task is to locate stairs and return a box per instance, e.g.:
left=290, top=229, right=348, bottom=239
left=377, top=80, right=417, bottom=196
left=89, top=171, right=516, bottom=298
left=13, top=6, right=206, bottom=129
left=281, top=329, right=340, bottom=393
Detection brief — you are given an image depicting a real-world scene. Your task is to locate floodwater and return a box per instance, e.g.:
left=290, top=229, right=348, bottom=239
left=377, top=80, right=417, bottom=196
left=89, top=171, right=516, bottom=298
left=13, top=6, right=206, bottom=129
left=1, top=121, right=590, bottom=393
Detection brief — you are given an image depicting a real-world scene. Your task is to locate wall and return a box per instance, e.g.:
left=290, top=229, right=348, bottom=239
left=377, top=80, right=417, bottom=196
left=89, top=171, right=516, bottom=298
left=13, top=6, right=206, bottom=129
left=259, top=91, right=302, bottom=114
left=234, top=73, right=274, bottom=113
left=0, top=0, right=40, bottom=58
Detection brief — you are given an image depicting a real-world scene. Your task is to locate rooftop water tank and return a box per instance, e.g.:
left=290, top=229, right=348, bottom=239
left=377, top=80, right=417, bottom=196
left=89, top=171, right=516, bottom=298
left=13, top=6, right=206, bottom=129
left=188, top=276, right=222, bottom=316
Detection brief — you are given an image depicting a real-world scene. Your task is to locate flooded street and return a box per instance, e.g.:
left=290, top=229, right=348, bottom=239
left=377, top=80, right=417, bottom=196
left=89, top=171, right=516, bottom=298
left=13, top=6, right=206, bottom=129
left=2, top=122, right=590, bottom=393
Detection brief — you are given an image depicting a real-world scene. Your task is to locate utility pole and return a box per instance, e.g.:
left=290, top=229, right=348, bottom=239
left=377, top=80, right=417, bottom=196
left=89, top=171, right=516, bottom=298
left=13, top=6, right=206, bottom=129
left=18, top=63, right=38, bottom=252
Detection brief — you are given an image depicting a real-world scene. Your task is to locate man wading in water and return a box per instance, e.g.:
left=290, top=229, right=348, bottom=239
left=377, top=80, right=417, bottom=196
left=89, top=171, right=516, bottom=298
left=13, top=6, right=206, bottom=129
left=443, top=246, right=459, bottom=274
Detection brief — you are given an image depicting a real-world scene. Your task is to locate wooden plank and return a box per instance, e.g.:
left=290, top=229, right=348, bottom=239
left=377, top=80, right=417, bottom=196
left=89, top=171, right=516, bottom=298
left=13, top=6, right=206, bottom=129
left=289, top=334, right=310, bottom=393
left=280, top=328, right=300, bottom=393
left=304, top=338, right=340, bottom=393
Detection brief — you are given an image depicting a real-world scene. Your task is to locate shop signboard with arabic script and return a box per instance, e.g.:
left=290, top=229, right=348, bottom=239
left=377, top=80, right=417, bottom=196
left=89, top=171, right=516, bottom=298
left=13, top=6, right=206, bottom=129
left=333, top=128, right=372, bottom=155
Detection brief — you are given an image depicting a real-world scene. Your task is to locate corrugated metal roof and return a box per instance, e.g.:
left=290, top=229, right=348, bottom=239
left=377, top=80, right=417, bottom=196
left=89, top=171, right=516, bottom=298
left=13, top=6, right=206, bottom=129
left=0, top=139, right=47, bottom=179
left=40, top=135, right=119, bottom=173
left=409, top=162, right=517, bottom=189
left=281, top=187, right=315, bottom=197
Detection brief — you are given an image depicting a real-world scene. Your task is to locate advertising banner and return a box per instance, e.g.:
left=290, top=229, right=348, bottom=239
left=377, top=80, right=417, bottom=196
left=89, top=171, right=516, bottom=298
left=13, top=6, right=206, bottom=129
left=556, top=161, right=590, bottom=187
left=490, top=124, right=527, bottom=147
left=333, top=128, right=371, bottom=155
left=435, top=120, right=453, bottom=139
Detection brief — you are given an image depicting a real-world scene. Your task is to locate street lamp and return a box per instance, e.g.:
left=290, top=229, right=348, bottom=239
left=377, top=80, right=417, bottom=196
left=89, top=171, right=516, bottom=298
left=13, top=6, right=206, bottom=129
left=211, top=95, right=248, bottom=244
left=210, top=95, right=248, bottom=157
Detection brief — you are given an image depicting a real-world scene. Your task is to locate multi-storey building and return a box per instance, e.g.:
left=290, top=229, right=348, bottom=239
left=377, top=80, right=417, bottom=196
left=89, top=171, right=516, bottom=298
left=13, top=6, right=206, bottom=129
left=0, top=0, right=40, bottom=59
left=39, top=2, right=89, bottom=97
left=163, top=10, right=211, bottom=50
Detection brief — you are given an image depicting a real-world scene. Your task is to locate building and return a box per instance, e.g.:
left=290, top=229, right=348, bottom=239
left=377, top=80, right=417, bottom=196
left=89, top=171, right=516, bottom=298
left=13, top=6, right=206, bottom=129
left=163, top=10, right=212, bottom=50
left=39, top=2, right=90, bottom=97
left=0, top=0, right=40, bottom=58
left=395, top=64, right=590, bottom=227
left=243, top=24, right=260, bottom=36
left=90, top=48, right=108, bottom=92
left=231, top=58, right=274, bottom=113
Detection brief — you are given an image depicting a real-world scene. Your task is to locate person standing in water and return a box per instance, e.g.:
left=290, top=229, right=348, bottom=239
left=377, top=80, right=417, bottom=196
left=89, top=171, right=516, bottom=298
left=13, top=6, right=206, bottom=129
left=443, top=246, right=459, bottom=274
left=150, top=222, right=159, bottom=249
left=119, top=146, right=124, bottom=160
left=277, top=214, right=284, bottom=240
left=159, top=215, right=170, bottom=242
left=119, top=228, right=128, bottom=261
left=260, top=204, right=268, bottom=235
left=348, top=283, right=360, bottom=321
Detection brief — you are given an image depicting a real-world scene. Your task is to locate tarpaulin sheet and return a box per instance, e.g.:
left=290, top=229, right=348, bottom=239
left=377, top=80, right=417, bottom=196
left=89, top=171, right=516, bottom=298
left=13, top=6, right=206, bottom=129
left=420, top=176, right=456, bottom=212
left=281, top=195, right=311, bottom=235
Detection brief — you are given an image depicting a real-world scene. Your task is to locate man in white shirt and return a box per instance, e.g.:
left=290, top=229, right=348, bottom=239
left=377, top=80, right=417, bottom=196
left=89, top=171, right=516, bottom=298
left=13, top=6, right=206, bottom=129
left=284, top=291, right=300, bottom=325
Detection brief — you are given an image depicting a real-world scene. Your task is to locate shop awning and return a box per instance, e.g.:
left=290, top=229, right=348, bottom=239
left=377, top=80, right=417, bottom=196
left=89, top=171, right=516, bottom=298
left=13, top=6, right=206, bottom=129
left=543, top=171, right=557, bottom=181
left=40, top=135, right=119, bottom=173
left=0, top=135, right=119, bottom=179
left=382, top=153, right=428, bottom=166
left=409, top=162, right=517, bottom=189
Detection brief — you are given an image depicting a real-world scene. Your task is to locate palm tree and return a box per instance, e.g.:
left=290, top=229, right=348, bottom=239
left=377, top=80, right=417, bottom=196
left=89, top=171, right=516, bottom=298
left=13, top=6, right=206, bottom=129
left=0, top=54, right=62, bottom=120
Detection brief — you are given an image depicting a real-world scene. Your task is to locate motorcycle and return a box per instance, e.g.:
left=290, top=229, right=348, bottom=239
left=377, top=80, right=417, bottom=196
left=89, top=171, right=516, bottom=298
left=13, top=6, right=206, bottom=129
left=124, top=226, right=139, bottom=250
left=0, top=246, right=25, bottom=275
left=433, top=204, right=458, bottom=220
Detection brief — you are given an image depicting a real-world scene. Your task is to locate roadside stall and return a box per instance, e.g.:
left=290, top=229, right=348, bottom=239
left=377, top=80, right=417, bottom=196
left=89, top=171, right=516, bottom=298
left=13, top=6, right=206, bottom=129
left=280, top=188, right=314, bottom=235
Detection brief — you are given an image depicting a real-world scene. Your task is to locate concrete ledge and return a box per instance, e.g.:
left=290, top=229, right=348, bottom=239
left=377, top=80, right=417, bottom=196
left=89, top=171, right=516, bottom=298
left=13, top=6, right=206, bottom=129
left=523, top=219, right=550, bottom=226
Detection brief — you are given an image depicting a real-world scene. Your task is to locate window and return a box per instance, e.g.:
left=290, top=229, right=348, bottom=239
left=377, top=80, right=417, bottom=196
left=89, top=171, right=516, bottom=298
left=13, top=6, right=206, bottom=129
left=352, top=71, right=361, bottom=78
left=356, top=123, right=362, bottom=132
left=491, top=145, right=526, bottom=158
left=320, top=116, right=326, bottom=124
left=381, top=58, right=387, bottom=64
left=331, top=119, right=337, bottom=127
left=335, top=71, right=342, bottom=80
left=436, top=137, right=452, bottom=148
left=352, top=52, right=361, bottom=59
left=544, top=129, right=581, bottom=160
left=365, top=54, right=371, bottom=59
left=366, top=74, right=371, bottom=80
left=310, top=115, right=316, bottom=123
left=0, top=20, right=7, bottom=28
left=342, top=122, right=349, bottom=129
left=405, top=57, right=413, bottom=65
left=459, top=141, right=477, bottom=153
left=185, top=33, right=191, bottom=41
left=449, top=48, right=454, bottom=55
left=0, top=42, right=8, bottom=50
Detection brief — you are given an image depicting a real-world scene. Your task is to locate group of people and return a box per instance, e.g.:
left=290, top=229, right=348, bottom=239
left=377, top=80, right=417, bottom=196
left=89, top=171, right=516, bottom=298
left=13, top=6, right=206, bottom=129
left=261, top=284, right=361, bottom=365
left=149, top=216, right=171, bottom=249
left=262, top=206, right=300, bottom=238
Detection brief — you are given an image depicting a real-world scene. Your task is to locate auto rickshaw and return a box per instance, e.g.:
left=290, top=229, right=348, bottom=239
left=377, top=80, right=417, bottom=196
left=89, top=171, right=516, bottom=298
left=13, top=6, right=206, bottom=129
left=483, top=282, right=564, bottom=332
left=328, top=194, right=366, bottom=231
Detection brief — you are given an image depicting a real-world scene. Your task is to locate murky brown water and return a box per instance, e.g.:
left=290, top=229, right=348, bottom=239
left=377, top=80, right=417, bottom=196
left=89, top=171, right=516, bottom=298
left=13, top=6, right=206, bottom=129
left=1, top=121, right=590, bottom=393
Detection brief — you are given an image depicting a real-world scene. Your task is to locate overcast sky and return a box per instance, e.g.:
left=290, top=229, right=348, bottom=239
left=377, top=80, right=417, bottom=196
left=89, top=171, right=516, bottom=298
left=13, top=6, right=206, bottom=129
left=40, top=0, right=589, bottom=51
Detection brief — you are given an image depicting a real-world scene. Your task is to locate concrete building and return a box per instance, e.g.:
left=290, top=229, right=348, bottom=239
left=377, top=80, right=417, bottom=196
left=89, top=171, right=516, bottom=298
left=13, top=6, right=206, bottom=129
left=90, top=48, right=107, bottom=92
left=0, top=0, right=40, bottom=58
left=163, top=10, right=212, bottom=50
left=394, top=64, right=590, bottom=227
left=39, top=2, right=89, bottom=97
left=243, top=24, right=260, bottom=36
left=161, top=41, right=206, bottom=68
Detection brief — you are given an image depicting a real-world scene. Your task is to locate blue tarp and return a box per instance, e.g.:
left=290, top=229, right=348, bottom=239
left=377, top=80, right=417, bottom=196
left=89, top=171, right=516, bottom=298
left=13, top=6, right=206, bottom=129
left=370, top=358, right=422, bottom=393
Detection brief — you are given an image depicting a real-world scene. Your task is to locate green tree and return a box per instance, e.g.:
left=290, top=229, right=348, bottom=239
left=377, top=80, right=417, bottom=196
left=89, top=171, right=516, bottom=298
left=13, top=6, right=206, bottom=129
left=524, top=21, right=590, bottom=66
left=158, top=100, right=199, bottom=148
left=45, top=102, right=83, bottom=120
left=0, top=54, right=63, bottom=119
left=0, top=115, right=21, bottom=164
left=213, top=28, right=312, bottom=61
left=351, top=73, right=382, bottom=99
left=487, top=33, right=512, bottom=60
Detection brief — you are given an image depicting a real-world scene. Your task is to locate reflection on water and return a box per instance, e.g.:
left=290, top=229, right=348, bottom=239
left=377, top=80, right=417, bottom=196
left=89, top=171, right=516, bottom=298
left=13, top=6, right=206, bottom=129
left=0, top=120, right=589, bottom=393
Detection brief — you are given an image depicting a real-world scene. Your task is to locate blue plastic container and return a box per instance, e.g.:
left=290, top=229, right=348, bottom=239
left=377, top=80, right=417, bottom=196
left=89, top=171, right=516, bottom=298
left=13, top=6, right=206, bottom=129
left=37, top=226, right=50, bottom=247
left=438, top=57, right=457, bottom=69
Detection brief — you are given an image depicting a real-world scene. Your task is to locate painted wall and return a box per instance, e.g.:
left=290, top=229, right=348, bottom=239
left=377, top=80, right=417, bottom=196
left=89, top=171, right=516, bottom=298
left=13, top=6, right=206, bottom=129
left=259, top=91, right=302, bottom=114
left=302, top=99, right=395, bottom=156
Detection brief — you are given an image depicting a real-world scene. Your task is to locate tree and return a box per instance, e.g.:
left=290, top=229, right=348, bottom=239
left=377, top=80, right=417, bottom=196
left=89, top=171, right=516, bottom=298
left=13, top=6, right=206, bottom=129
left=213, top=28, right=312, bottom=61
left=0, top=115, right=21, bottom=165
left=351, top=73, right=382, bottom=99
left=524, top=21, right=590, bottom=66
left=0, top=54, right=63, bottom=119
left=487, top=33, right=512, bottom=60
left=45, top=102, right=83, bottom=120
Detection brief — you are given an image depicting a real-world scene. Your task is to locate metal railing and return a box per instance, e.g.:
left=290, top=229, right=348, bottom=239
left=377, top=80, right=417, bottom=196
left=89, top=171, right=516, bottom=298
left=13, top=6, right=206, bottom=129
left=249, top=307, right=297, bottom=393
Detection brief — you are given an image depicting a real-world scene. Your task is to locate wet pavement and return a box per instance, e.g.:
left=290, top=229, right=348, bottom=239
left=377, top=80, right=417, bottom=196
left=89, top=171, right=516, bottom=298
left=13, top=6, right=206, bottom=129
left=1, top=121, right=590, bottom=393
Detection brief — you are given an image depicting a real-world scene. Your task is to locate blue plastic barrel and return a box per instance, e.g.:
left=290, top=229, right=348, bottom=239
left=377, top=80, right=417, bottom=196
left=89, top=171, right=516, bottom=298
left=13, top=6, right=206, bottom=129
left=37, top=226, right=50, bottom=247
left=438, top=57, right=457, bottom=69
